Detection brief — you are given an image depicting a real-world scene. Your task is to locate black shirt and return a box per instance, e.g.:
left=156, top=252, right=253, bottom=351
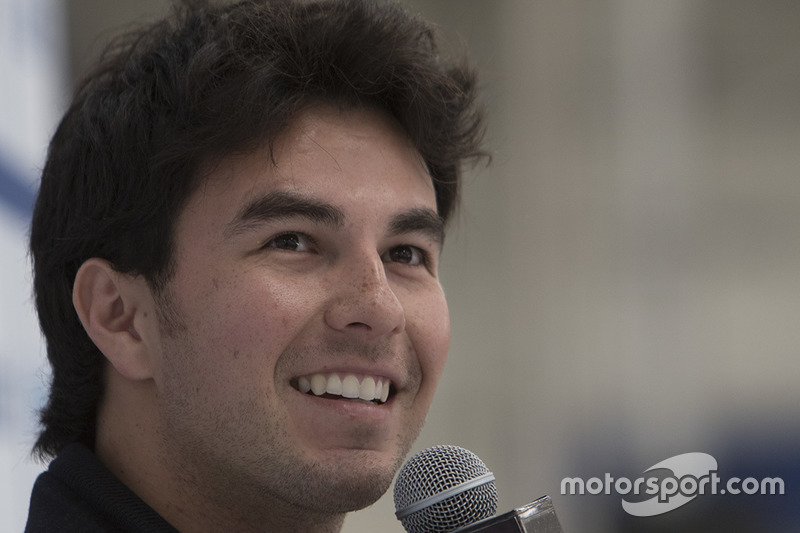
left=25, top=443, right=178, bottom=532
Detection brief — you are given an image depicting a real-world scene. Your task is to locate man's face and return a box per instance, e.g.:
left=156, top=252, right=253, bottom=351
left=149, top=105, right=450, bottom=514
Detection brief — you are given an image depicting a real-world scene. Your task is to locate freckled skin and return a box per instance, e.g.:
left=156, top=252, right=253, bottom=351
left=101, top=105, right=450, bottom=532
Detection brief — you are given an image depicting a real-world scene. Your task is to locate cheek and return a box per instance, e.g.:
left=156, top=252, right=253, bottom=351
left=174, top=271, right=321, bottom=370
left=411, top=291, right=451, bottom=389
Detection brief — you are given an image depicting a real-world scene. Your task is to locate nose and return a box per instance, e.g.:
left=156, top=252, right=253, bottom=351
left=324, top=252, right=406, bottom=340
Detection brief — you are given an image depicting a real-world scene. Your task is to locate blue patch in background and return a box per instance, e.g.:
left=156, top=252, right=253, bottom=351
left=0, top=155, right=36, bottom=220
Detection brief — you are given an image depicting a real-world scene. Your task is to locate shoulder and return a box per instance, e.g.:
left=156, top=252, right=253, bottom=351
left=25, top=444, right=178, bottom=533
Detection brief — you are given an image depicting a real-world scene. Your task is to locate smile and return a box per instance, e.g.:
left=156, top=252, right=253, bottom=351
left=292, top=373, right=391, bottom=404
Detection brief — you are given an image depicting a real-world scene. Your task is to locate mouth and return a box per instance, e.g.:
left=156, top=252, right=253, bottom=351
left=291, top=373, right=392, bottom=405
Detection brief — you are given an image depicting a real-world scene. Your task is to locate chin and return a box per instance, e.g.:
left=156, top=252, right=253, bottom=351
left=309, top=463, right=396, bottom=513
left=300, top=446, right=405, bottom=512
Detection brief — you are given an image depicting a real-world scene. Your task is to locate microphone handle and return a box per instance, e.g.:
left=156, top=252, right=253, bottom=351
left=451, top=495, right=564, bottom=533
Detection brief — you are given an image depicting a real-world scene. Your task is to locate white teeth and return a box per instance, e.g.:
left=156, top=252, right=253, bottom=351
left=380, top=381, right=390, bottom=403
left=310, top=374, right=327, bottom=396
left=342, top=375, right=360, bottom=399
left=359, top=376, right=376, bottom=401
left=326, top=374, right=342, bottom=395
left=298, top=373, right=390, bottom=403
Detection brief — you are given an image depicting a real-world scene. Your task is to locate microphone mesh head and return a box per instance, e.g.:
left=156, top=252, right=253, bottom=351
left=393, top=445, right=498, bottom=533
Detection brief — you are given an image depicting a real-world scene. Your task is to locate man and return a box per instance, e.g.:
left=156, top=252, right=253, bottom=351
left=26, top=0, right=485, bottom=531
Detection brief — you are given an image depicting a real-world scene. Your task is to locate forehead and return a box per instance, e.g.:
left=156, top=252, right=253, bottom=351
left=277, top=104, right=426, bottom=167
left=178, top=105, right=437, bottom=236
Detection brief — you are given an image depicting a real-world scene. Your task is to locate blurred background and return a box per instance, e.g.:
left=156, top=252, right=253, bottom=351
left=2, top=0, right=798, bottom=531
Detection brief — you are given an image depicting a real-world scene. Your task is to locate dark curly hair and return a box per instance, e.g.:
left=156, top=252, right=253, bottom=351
left=29, top=0, right=486, bottom=460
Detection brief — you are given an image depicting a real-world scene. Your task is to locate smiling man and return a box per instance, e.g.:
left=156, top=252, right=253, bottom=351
left=25, top=1, right=484, bottom=532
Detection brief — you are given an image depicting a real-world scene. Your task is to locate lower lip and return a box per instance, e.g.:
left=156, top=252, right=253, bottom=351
left=293, top=388, right=392, bottom=422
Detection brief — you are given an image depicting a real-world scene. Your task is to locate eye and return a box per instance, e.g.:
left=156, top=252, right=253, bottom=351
left=264, top=232, right=313, bottom=252
left=382, top=245, right=426, bottom=266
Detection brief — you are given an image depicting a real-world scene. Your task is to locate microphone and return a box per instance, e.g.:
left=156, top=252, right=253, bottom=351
left=393, top=445, right=564, bottom=533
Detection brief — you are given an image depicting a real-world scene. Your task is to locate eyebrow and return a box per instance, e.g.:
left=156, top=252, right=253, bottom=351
left=225, top=191, right=345, bottom=237
left=388, top=207, right=445, bottom=246
left=225, top=190, right=445, bottom=245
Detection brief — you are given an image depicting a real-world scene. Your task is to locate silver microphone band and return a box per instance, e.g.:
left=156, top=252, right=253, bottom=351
left=394, top=472, right=497, bottom=520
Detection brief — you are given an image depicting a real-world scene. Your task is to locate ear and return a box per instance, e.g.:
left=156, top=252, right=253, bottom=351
left=73, top=258, right=157, bottom=380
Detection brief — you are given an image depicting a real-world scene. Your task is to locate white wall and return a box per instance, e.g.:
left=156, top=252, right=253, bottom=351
left=0, top=1, right=66, bottom=531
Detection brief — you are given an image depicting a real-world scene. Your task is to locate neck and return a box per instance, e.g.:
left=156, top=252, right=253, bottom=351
left=95, top=366, right=346, bottom=533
